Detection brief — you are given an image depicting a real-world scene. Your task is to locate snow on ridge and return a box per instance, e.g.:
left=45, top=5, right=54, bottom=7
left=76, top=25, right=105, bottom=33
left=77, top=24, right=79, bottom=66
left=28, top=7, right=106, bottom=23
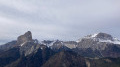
left=99, top=39, right=120, bottom=44
left=98, top=37, right=120, bottom=44
left=48, top=40, right=56, bottom=47
left=77, top=32, right=120, bottom=44
left=40, top=40, right=59, bottom=47
left=91, top=33, right=98, bottom=37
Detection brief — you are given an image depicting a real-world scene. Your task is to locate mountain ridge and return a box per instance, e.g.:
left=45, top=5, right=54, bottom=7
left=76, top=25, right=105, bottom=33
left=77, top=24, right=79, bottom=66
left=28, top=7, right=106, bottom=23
left=0, top=31, right=120, bottom=67
left=1, top=31, right=120, bottom=58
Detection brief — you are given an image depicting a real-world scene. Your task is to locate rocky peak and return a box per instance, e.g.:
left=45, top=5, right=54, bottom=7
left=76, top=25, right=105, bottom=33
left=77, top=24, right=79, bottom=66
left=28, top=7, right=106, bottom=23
left=84, top=32, right=113, bottom=40
left=17, top=31, right=32, bottom=45
left=77, top=32, right=120, bottom=46
left=24, top=31, right=32, bottom=38
left=94, top=33, right=113, bottom=40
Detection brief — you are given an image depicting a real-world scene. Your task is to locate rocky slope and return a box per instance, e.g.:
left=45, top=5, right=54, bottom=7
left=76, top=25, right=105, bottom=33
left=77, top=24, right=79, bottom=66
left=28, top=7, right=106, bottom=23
left=42, top=51, right=87, bottom=67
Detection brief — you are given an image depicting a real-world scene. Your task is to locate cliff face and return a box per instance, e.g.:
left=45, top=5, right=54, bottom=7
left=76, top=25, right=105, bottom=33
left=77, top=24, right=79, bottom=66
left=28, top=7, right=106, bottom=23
left=17, top=31, right=32, bottom=45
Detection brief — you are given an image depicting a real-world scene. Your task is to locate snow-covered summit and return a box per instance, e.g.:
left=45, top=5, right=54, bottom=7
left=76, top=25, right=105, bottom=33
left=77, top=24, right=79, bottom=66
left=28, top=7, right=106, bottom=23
left=86, top=32, right=112, bottom=39
left=77, top=32, right=120, bottom=44
left=91, top=33, right=99, bottom=37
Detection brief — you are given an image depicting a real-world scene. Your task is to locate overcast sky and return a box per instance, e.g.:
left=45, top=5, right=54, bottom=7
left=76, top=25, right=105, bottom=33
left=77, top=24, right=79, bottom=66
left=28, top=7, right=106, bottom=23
left=0, top=0, right=120, bottom=44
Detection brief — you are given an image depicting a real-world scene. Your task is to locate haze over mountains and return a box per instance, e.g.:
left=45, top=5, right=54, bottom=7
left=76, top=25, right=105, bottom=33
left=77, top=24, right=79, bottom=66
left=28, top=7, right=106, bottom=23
left=0, top=31, right=120, bottom=67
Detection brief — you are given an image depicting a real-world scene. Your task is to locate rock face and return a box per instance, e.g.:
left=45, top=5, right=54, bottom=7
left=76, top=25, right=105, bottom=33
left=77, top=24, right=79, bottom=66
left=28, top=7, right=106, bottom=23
left=16, top=31, right=44, bottom=56
left=95, top=33, right=113, bottom=40
left=17, top=31, right=32, bottom=45
left=0, top=31, right=43, bottom=56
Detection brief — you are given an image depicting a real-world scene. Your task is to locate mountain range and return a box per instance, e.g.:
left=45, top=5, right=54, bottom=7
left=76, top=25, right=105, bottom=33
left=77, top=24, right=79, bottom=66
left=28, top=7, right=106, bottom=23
left=0, top=31, right=120, bottom=67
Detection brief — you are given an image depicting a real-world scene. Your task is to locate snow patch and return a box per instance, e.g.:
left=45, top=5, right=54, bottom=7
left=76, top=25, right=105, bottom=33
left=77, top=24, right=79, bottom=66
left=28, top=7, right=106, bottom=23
left=20, top=42, right=26, bottom=46
left=99, top=38, right=120, bottom=44
left=91, top=33, right=98, bottom=37
left=48, top=40, right=56, bottom=47
left=42, top=40, right=58, bottom=47
left=77, top=33, right=120, bottom=45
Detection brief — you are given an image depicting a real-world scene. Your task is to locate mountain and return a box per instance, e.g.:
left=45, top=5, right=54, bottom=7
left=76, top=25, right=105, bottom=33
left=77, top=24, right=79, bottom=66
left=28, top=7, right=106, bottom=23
left=0, top=31, right=33, bottom=51
left=0, top=31, right=120, bottom=67
left=0, top=41, right=17, bottom=51
left=0, top=47, right=20, bottom=67
left=43, top=51, right=120, bottom=67
left=40, top=32, right=120, bottom=58
left=74, top=32, right=120, bottom=58
left=42, top=51, right=87, bottom=67
left=5, top=47, right=55, bottom=67
left=0, top=31, right=56, bottom=67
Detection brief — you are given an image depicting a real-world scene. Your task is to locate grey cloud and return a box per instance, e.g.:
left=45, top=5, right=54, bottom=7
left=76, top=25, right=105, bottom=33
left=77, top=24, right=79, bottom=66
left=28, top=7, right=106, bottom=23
left=0, top=0, right=120, bottom=44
